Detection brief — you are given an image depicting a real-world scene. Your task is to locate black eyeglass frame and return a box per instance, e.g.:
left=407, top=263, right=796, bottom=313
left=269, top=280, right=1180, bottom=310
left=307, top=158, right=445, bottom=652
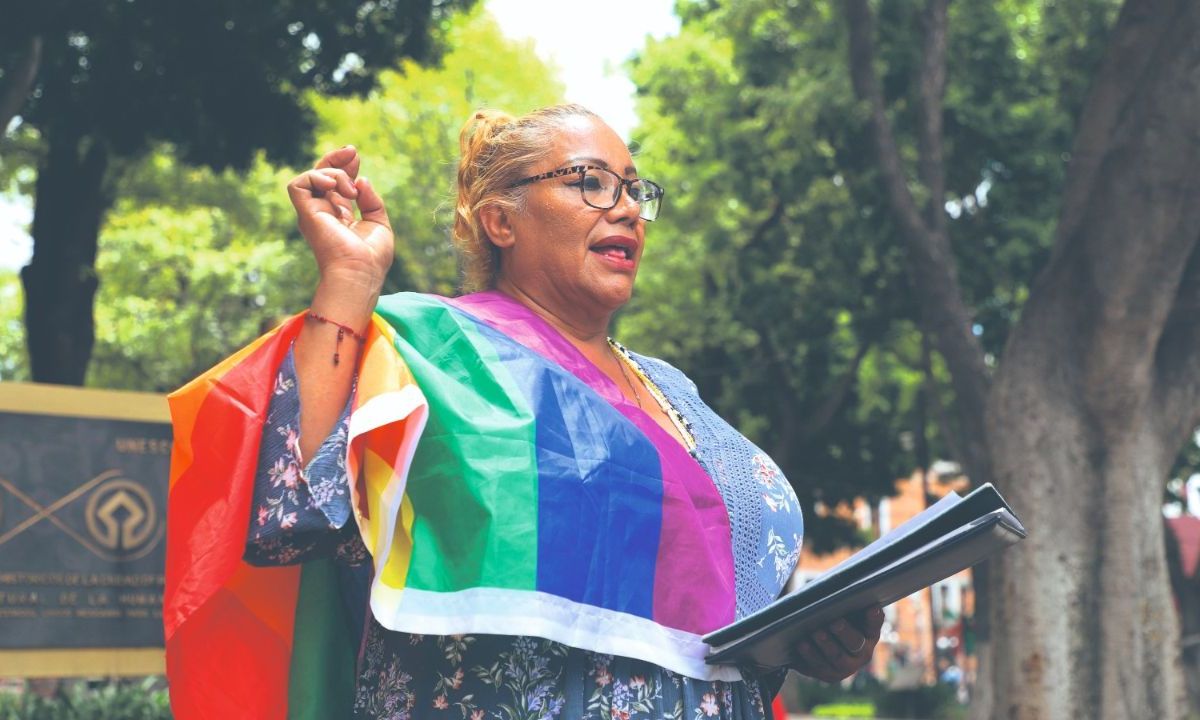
left=511, top=164, right=665, bottom=221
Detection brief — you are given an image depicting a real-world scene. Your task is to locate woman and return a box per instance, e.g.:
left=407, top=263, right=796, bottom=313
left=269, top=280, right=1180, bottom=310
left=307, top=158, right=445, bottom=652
left=164, top=104, right=881, bottom=720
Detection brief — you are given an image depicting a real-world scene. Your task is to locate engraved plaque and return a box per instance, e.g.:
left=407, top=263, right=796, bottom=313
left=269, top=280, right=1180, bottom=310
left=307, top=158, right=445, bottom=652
left=0, top=383, right=168, bottom=676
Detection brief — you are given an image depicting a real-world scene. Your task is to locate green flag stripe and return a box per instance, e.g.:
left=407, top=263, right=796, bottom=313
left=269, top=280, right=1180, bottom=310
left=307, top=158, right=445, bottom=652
left=376, top=293, right=539, bottom=591
left=286, top=559, right=357, bottom=718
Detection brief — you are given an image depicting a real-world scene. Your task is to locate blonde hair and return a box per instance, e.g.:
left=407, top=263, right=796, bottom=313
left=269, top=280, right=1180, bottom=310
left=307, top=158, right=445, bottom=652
left=453, top=103, right=598, bottom=292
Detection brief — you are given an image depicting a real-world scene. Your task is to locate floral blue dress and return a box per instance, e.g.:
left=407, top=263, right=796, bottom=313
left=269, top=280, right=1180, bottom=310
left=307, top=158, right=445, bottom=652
left=246, top=344, right=804, bottom=720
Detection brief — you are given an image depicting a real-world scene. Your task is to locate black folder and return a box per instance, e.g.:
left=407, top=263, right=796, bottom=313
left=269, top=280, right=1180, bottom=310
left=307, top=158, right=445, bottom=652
left=704, top=483, right=1026, bottom=671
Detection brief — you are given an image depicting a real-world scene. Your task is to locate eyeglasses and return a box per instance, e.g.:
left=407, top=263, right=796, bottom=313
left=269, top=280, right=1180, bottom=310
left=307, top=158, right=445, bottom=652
left=512, top=165, right=664, bottom=222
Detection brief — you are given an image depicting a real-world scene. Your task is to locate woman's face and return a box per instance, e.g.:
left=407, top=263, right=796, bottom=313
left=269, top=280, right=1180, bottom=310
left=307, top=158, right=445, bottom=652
left=492, top=115, right=646, bottom=326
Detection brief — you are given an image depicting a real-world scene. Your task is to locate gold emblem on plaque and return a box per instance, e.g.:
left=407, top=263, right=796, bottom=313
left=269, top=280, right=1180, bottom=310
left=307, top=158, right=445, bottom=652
left=85, top=479, right=157, bottom=556
left=0, top=470, right=163, bottom=561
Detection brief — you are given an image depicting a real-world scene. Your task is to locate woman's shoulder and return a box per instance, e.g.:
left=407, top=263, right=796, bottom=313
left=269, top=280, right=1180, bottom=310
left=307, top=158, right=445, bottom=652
left=373, top=291, right=461, bottom=327
left=623, top=348, right=701, bottom=397
left=376, top=290, right=440, bottom=309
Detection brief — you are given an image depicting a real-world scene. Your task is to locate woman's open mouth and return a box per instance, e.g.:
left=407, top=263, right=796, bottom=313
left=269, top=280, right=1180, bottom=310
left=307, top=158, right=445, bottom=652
left=589, top=237, right=638, bottom=269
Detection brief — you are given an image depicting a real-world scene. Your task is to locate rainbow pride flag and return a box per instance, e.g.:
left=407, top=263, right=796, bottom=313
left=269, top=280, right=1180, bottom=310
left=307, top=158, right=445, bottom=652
left=165, top=291, right=737, bottom=719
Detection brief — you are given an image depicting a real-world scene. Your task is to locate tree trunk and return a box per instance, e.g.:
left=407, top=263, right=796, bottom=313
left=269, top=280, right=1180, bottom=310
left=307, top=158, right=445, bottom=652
left=987, top=322, right=1184, bottom=718
left=979, top=0, right=1200, bottom=715
left=22, top=120, right=111, bottom=385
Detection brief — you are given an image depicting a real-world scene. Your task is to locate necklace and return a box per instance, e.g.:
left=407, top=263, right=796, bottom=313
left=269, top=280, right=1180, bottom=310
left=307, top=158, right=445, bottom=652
left=606, top=338, right=698, bottom=451
left=609, top=342, right=644, bottom=409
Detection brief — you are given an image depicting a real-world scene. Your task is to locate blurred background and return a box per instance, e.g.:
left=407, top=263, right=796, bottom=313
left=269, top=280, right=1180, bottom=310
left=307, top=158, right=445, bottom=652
left=3, top=0, right=1200, bottom=718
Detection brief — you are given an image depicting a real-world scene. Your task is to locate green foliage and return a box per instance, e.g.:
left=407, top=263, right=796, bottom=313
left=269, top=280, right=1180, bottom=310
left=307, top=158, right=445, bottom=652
left=789, top=674, right=878, bottom=713
left=789, top=675, right=964, bottom=719
left=622, top=0, right=1119, bottom=549
left=873, top=684, right=965, bottom=719
left=88, top=187, right=313, bottom=392
left=624, top=3, right=924, bottom=548
left=3, top=0, right=477, bottom=384
left=0, top=271, right=29, bottom=382
left=811, top=701, right=876, bottom=718
left=81, top=146, right=313, bottom=391
left=74, top=8, right=561, bottom=392
left=0, top=678, right=171, bottom=720
left=1, top=0, right=475, bottom=170
left=309, top=6, right=564, bottom=296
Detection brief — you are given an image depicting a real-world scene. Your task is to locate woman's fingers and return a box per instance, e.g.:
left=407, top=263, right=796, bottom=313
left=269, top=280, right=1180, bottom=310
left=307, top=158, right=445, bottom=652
left=314, top=168, right=358, bottom=224
left=791, top=608, right=886, bottom=684
left=287, top=168, right=354, bottom=201
left=315, top=145, right=361, bottom=180
left=287, top=168, right=358, bottom=223
left=828, top=619, right=868, bottom=656
left=314, top=168, right=358, bottom=200
left=284, top=147, right=394, bottom=288
left=287, top=170, right=336, bottom=212
left=354, top=176, right=391, bottom=229
left=294, top=143, right=360, bottom=216
left=866, top=606, right=885, bottom=632
left=792, top=641, right=843, bottom=684
left=861, top=606, right=885, bottom=643
left=302, top=145, right=365, bottom=219
left=811, top=629, right=859, bottom=675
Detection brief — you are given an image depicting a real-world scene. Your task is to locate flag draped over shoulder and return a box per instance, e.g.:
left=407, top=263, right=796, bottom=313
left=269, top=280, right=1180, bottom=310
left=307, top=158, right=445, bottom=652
left=165, top=313, right=303, bottom=720
left=164, top=292, right=738, bottom=719
left=164, top=311, right=422, bottom=720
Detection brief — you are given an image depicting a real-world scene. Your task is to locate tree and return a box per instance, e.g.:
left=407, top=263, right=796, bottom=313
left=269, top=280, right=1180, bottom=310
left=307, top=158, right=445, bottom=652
left=87, top=158, right=312, bottom=391
left=845, top=0, right=1199, bottom=716
left=622, top=6, right=973, bottom=550
left=0, top=0, right=474, bottom=385
left=62, top=7, right=562, bottom=393
left=628, top=0, right=1199, bottom=716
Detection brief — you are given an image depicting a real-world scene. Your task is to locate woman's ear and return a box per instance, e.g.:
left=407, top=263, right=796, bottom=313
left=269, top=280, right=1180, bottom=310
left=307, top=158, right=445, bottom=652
left=479, top=204, right=516, bottom=249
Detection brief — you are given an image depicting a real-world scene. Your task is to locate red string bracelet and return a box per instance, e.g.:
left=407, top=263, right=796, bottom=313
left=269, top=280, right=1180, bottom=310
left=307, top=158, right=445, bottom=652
left=305, top=311, right=367, bottom=367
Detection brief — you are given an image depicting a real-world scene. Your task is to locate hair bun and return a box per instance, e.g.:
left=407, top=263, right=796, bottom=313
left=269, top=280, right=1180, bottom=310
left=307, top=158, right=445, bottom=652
left=461, top=109, right=515, bottom=156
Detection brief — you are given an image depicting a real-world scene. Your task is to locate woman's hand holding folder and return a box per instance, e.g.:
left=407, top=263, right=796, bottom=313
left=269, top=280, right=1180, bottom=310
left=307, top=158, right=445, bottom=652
left=789, top=606, right=884, bottom=682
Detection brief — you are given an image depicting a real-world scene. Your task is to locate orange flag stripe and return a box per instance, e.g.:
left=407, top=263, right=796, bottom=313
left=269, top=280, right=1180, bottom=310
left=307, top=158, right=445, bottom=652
left=165, top=314, right=307, bottom=718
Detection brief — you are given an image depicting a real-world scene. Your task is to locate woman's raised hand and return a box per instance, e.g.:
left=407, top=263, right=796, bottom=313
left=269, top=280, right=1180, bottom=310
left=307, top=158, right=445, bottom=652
left=288, top=146, right=392, bottom=460
left=286, top=145, right=394, bottom=295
